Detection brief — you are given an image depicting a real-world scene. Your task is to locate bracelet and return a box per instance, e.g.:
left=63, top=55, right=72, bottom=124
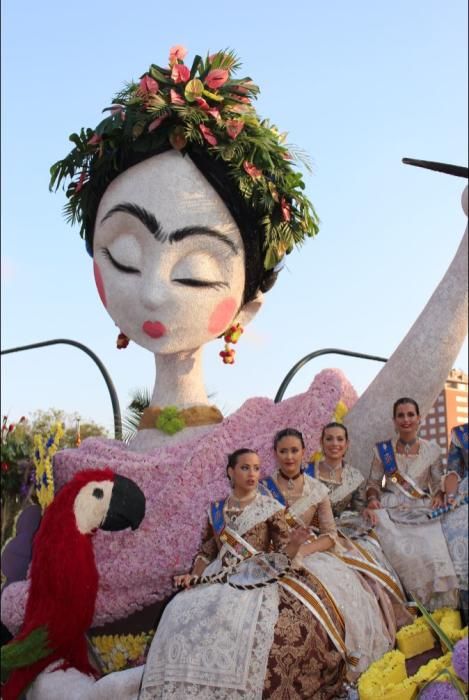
left=446, top=492, right=457, bottom=499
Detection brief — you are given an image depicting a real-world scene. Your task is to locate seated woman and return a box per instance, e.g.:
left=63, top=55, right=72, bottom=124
left=310, top=422, right=411, bottom=628
left=366, top=397, right=459, bottom=610
left=140, top=448, right=346, bottom=700
left=260, top=428, right=395, bottom=676
left=441, top=422, right=468, bottom=622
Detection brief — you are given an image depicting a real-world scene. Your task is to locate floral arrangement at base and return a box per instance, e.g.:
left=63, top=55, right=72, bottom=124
left=90, top=631, right=154, bottom=673
left=397, top=609, right=464, bottom=659
left=358, top=603, right=468, bottom=700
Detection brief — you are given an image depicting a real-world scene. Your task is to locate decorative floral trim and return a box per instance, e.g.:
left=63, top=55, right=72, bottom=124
left=358, top=611, right=468, bottom=700
left=90, top=631, right=154, bottom=673
left=32, top=423, right=64, bottom=512
left=139, top=404, right=224, bottom=433
left=49, top=45, right=319, bottom=271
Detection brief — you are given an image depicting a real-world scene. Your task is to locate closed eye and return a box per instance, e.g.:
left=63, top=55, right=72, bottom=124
left=172, top=278, right=228, bottom=290
left=102, top=248, right=141, bottom=274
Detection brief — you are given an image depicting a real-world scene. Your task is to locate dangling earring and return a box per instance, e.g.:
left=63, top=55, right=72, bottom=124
left=219, top=323, right=244, bottom=365
left=116, top=331, right=130, bottom=349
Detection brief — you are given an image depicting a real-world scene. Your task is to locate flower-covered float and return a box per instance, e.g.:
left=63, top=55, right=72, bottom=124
left=1, top=44, right=467, bottom=699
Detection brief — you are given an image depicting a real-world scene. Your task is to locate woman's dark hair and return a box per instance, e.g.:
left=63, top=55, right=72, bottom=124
left=85, top=144, right=278, bottom=304
left=393, top=397, right=420, bottom=418
left=320, top=422, right=349, bottom=441
left=226, top=448, right=258, bottom=477
left=273, top=428, right=305, bottom=450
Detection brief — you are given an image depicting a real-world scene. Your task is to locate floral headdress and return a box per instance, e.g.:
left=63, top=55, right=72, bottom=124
left=49, top=46, right=319, bottom=270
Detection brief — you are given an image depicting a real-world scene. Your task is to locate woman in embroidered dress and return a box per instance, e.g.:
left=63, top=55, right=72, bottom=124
left=140, top=448, right=345, bottom=700
left=261, top=428, right=395, bottom=676
left=311, top=422, right=411, bottom=629
left=365, top=397, right=460, bottom=610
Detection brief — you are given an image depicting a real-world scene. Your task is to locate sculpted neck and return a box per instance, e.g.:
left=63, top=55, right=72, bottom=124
left=151, top=348, right=209, bottom=407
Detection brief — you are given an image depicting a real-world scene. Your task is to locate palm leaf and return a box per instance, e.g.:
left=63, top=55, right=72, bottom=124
left=123, top=388, right=151, bottom=443
left=411, top=596, right=454, bottom=652
left=1, top=627, right=51, bottom=681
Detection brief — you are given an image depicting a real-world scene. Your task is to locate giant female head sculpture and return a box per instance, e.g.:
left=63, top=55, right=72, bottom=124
left=50, top=47, right=319, bottom=363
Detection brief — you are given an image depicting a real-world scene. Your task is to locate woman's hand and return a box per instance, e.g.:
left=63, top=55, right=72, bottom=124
left=366, top=496, right=381, bottom=510
left=363, top=507, right=380, bottom=526
left=174, top=573, right=193, bottom=589
left=431, top=492, right=445, bottom=509
left=285, top=527, right=311, bottom=559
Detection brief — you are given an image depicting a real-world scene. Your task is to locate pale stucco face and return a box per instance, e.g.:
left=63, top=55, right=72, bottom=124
left=93, top=151, right=246, bottom=354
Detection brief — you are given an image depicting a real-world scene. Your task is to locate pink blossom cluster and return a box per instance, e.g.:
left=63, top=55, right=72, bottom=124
left=1, top=369, right=357, bottom=632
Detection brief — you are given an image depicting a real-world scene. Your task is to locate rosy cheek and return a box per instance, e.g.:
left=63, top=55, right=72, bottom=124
left=93, top=261, right=107, bottom=308
left=208, top=297, right=237, bottom=335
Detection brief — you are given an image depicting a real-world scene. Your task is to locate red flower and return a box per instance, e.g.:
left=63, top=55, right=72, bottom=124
left=280, top=197, right=291, bottom=222
left=148, top=115, right=168, bottom=132
left=1, top=462, right=9, bottom=472
left=226, top=119, right=244, bottom=139
left=19, top=416, right=26, bottom=423
left=207, top=108, right=221, bottom=121
left=137, top=75, right=159, bottom=96
left=169, top=45, right=188, bottom=66
left=75, top=171, right=87, bottom=193
left=170, top=89, right=185, bottom=105
left=171, top=64, right=190, bottom=84
left=199, top=124, right=218, bottom=146
left=243, top=161, right=262, bottom=179
left=195, top=97, right=210, bottom=111
left=8, top=424, right=14, bottom=432
left=87, top=133, right=102, bottom=146
left=205, top=69, right=229, bottom=89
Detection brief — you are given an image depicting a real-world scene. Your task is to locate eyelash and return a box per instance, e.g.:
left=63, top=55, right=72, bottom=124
left=102, top=248, right=140, bottom=274
left=172, top=278, right=228, bottom=290
left=102, top=249, right=228, bottom=289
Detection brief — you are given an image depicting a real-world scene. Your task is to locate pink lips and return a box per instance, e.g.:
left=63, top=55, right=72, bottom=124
left=142, top=321, right=167, bottom=339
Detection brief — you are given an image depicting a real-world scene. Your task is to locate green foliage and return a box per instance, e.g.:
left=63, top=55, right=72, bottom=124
left=1, top=626, right=52, bottom=682
left=123, top=388, right=151, bottom=443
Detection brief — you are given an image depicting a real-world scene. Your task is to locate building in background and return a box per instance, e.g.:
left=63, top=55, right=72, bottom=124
left=420, top=369, right=468, bottom=463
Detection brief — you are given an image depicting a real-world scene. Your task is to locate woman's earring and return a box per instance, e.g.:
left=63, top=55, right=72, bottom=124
left=116, top=331, right=130, bottom=349
left=219, top=323, right=244, bottom=365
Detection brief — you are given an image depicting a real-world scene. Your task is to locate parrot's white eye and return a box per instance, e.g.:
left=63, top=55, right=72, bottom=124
left=74, top=480, right=114, bottom=534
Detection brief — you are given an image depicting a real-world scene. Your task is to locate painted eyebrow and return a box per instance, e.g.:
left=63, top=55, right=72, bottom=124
left=168, top=226, right=239, bottom=255
left=100, top=203, right=165, bottom=241
left=100, top=203, right=239, bottom=255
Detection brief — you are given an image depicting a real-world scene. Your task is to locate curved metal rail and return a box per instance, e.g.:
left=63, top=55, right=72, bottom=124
left=1, top=339, right=122, bottom=440
left=274, top=348, right=388, bottom=403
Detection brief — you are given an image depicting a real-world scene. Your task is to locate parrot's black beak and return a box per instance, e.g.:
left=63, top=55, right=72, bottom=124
left=402, top=158, right=468, bottom=179
left=101, top=475, right=146, bottom=532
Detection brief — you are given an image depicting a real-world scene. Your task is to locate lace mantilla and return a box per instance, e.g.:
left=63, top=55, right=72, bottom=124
left=325, top=464, right=364, bottom=506
left=209, top=492, right=283, bottom=537
left=287, top=473, right=329, bottom=520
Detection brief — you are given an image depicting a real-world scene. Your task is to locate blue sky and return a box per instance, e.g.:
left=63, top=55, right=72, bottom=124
left=1, top=0, right=468, bottom=434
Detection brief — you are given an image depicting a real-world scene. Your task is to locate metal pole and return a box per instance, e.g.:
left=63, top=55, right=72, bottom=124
left=274, top=348, right=388, bottom=403
left=1, top=339, right=122, bottom=440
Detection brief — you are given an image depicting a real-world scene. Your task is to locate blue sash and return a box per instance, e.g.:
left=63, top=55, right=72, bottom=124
left=210, top=499, right=226, bottom=535
left=454, top=424, right=468, bottom=451
left=304, top=462, right=315, bottom=478
left=376, top=440, right=398, bottom=476
left=260, top=476, right=286, bottom=506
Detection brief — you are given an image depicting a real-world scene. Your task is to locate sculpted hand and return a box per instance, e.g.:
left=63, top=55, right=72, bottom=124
left=174, top=573, right=193, bottom=589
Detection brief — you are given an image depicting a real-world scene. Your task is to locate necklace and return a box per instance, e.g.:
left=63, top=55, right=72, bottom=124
left=397, top=437, right=418, bottom=456
left=278, top=469, right=303, bottom=491
left=321, top=461, right=343, bottom=482
left=228, top=491, right=257, bottom=510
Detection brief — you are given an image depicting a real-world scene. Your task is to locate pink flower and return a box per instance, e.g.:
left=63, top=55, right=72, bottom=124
left=281, top=197, right=291, bottom=222
left=148, top=115, right=168, bottom=132
left=205, top=69, right=229, bottom=89
left=137, top=75, right=159, bottom=96
left=170, top=89, right=185, bottom=105
left=87, top=133, right=102, bottom=146
left=243, top=161, right=262, bottom=179
left=171, top=64, right=190, bottom=84
left=207, top=108, right=221, bottom=121
left=169, top=45, right=188, bottom=66
left=226, top=119, right=244, bottom=139
left=199, top=123, right=218, bottom=146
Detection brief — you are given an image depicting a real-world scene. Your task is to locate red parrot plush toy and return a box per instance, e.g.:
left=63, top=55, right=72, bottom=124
left=1, top=468, right=145, bottom=700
